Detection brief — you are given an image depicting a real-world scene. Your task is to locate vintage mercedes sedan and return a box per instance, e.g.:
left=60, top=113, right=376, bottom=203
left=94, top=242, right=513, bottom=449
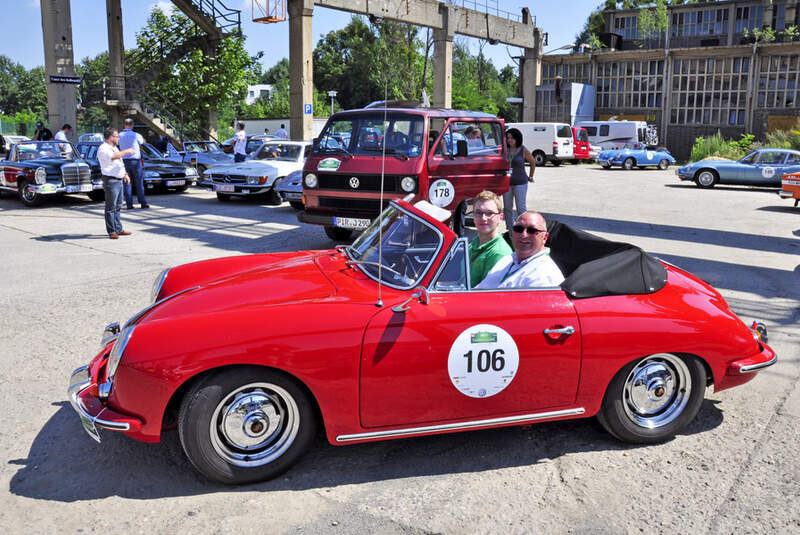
left=68, top=197, right=776, bottom=484
left=676, top=148, right=800, bottom=188
left=0, top=140, right=96, bottom=206
left=204, top=141, right=310, bottom=202
left=166, top=140, right=233, bottom=174
left=598, top=144, right=675, bottom=170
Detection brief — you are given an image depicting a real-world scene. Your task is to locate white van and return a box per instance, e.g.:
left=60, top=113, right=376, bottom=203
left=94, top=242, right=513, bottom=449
left=575, top=120, right=659, bottom=150
left=505, top=122, right=574, bottom=166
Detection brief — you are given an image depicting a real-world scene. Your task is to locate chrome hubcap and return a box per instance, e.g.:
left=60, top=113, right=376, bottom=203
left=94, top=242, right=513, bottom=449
left=698, top=172, right=714, bottom=186
left=623, top=354, right=690, bottom=429
left=210, top=382, right=299, bottom=467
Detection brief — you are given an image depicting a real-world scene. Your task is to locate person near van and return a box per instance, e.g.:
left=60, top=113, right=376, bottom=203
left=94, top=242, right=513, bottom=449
left=468, top=190, right=512, bottom=287
left=234, top=122, right=247, bottom=163
left=503, top=128, right=535, bottom=229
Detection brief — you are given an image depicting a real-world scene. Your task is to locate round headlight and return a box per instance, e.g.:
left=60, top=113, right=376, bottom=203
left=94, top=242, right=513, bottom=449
left=150, top=268, right=169, bottom=302
left=185, top=167, right=198, bottom=176
left=401, top=176, right=416, bottom=193
left=35, top=167, right=47, bottom=185
left=106, top=324, right=135, bottom=381
left=304, top=173, right=318, bottom=188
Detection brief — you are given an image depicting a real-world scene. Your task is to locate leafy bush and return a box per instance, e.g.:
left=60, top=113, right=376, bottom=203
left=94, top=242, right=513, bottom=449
left=690, top=131, right=753, bottom=161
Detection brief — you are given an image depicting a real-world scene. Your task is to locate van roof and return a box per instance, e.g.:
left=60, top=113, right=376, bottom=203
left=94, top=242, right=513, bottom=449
left=334, top=107, right=499, bottom=120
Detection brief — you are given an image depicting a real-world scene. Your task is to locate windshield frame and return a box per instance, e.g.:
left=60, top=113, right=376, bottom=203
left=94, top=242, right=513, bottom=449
left=315, top=112, right=426, bottom=159
left=347, top=201, right=446, bottom=291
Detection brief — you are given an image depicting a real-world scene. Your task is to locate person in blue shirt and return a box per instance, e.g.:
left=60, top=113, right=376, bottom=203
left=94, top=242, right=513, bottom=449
left=118, top=118, right=149, bottom=209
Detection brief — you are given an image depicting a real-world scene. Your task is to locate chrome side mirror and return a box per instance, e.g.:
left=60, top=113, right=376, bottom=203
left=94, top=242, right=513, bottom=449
left=391, top=286, right=429, bottom=313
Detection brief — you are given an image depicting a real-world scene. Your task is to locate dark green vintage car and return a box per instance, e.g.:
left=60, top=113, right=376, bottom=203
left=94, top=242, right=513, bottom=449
left=0, top=140, right=97, bottom=206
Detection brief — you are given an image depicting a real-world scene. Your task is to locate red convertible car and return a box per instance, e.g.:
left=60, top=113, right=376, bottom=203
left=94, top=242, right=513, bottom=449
left=68, top=197, right=776, bottom=484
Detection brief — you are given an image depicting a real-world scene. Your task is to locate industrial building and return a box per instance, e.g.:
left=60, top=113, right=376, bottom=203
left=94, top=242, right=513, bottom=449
left=538, top=0, right=800, bottom=159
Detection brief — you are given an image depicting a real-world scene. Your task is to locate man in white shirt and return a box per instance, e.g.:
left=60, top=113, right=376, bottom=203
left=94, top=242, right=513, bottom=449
left=476, top=211, right=564, bottom=289
left=274, top=123, right=289, bottom=140
left=54, top=123, right=72, bottom=153
left=118, top=118, right=148, bottom=209
left=233, top=121, right=247, bottom=162
left=97, top=128, right=133, bottom=239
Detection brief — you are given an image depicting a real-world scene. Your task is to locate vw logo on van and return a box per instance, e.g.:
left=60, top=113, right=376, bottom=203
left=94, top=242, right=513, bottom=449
left=349, top=176, right=360, bottom=189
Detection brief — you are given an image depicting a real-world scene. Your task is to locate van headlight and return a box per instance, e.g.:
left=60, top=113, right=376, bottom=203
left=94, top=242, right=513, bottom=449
left=401, top=176, right=416, bottom=193
left=150, top=268, right=169, bottom=302
left=304, top=173, right=318, bottom=188
left=106, top=324, right=135, bottom=381
left=35, top=167, right=47, bottom=184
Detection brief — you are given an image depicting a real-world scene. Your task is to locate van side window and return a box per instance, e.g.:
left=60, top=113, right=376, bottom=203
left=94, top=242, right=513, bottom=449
left=585, top=126, right=597, bottom=136
left=429, top=118, right=447, bottom=155
left=599, top=125, right=610, bottom=136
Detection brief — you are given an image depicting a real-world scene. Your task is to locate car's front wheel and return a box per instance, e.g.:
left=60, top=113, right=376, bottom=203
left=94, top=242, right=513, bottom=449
left=695, top=169, right=718, bottom=188
left=18, top=181, right=44, bottom=207
left=87, top=190, right=105, bottom=202
left=597, top=353, right=706, bottom=444
left=551, top=159, right=563, bottom=167
left=622, top=157, right=635, bottom=170
left=216, top=192, right=231, bottom=202
left=289, top=201, right=304, bottom=211
left=179, top=367, right=316, bottom=484
left=658, top=159, right=669, bottom=170
left=324, top=226, right=353, bottom=241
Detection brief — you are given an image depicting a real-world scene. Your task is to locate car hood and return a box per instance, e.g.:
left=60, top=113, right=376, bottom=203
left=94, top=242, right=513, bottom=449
left=209, top=161, right=282, bottom=177
left=250, top=159, right=302, bottom=177
left=34, top=159, right=88, bottom=171
left=143, top=252, right=337, bottom=323
left=201, top=152, right=232, bottom=162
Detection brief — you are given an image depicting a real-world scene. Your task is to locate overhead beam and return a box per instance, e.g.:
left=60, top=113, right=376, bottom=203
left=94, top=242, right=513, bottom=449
left=314, top=0, right=536, bottom=48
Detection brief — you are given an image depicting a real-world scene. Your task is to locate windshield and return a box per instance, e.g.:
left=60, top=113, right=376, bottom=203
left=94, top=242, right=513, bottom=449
left=349, top=204, right=442, bottom=288
left=184, top=141, right=221, bottom=153
left=141, top=144, right=162, bottom=159
left=255, top=143, right=302, bottom=161
left=15, top=141, right=76, bottom=161
left=316, top=113, right=425, bottom=158
left=576, top=129, right=589, bottom=142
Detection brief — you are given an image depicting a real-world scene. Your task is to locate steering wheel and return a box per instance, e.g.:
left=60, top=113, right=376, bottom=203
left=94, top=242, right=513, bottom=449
left=397, top=253, right=421, bottom=281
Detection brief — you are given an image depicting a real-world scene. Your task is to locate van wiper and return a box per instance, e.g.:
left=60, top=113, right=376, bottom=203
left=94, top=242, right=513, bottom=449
left=361, top=147, right=408, bottom=161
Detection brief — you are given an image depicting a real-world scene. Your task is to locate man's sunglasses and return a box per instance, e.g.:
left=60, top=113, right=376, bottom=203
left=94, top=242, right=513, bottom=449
left=512, top=224, right=546, bottom=235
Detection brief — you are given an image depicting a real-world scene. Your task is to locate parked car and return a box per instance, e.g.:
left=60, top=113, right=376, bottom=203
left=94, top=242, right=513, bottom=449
left=505, top=122, right=574, bottom=166
left=0, top=140, right=96, bottom=206
left=571, top=126, right=591, bottom=163
left=302, top=107, right=509, bottom=241
left=204, top=141, right=311, bottom=202
left=1, top=134, right=30, bottom=156
left=78, top=133, right=104, bottom=143
left=67, top=196, right=776, bottom=484
left=220, top=134, right=272, bottom=155
left=598, top=144, right=676, bottom=170
left=675, top=148, right=800, bottom=188
left=779, top=169, right=800, bottom=206
left=76, top=142, right=198, bottom=197
left=166, top=140, right=232, bottom=174
left=275, top=169, right=304, bottom=210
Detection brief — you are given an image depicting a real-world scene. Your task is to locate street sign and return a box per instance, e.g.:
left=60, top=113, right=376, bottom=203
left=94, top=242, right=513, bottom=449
left=49, top=75, right=82, bottom=84
left=304, top=104, right=312, bottom=115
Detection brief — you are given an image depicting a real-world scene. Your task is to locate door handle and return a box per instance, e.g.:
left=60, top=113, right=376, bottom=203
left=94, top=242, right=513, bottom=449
left=543, top=326, right=575, bottom=338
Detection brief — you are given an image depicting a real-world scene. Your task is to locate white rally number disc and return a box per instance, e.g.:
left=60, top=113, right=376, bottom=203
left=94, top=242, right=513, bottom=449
left=762, top=166, right=775, bottom=179
left=429, top=178, right=455, bottom=208
left=448, top=324, right=519, bottom=398
left=646, top=151, right=654, bottom=160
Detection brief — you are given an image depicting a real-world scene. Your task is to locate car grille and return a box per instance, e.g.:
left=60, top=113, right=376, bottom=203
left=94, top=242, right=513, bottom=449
left=208, top=174, right=247, bottom=184
left=155, top=171, right=187, bottom=179
left=317, top=197, right=393, bottom=215
left=317, top=173, right=404, bottom=193
left=61, top=163, right=91, bottom=186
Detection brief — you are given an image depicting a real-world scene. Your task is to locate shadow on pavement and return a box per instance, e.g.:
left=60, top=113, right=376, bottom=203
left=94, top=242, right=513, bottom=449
left=8, top=399, right=723, bottom=501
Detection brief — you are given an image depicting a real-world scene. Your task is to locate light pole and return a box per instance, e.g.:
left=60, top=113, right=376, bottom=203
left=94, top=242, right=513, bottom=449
left=327, top=90, right=338, bottom=116
left=543, top=43, right=575, bottom=55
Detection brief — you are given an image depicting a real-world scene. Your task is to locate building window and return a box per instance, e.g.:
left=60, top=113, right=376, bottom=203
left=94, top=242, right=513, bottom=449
left=614, top=15, right=638, bottom=40
left=671, top=57, right=749, bottom=125
left=735, top=6, right=763, bottom=33
left=596, top=60, right=663, bottom=109
left=774, top=4, right=786, bottom=31
left=539, top=62, right=591, bottom=86
left=757, top=54, right=800, bottom=109
left=670, top=8, right=729, bottom=37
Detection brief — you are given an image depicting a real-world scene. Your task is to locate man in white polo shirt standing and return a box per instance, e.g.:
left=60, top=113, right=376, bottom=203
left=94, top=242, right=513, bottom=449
left=97, top=128, right=134, bottom=239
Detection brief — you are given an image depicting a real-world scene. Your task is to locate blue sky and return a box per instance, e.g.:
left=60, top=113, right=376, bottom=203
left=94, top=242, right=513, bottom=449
left=5, top=1, right=597, bottom=72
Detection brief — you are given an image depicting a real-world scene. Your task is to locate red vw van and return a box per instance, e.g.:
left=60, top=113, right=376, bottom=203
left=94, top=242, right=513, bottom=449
left=572, top=126, right=591, bottom=162
left=298, top=107, right=510, bottom=240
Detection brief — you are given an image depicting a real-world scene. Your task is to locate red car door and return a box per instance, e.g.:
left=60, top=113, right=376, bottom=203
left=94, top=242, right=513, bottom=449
left=359, top=289, right=581, bottom=428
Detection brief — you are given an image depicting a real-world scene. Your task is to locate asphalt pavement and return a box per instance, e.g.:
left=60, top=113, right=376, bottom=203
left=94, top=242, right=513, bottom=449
left=1, top=164, right=798, bottom=534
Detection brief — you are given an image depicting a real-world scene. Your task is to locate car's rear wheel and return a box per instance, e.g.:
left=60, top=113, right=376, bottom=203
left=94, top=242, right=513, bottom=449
left=179, top=367, right=316, bottom=484
left=551, top=159, right=563, bottom=167
left=216, top=192, right=231, bottom=202
left=264, top=179, right=283, bottom=206
left=658, top=159, right=669, bottom=170
left=597, top=353, right=706, bottom=444
left=324, top=226, right=353, bottom=241
left=532, top=151, right=546, bottom=167
left=87, top=190, right=105, bottom=202
left=695, top=169, right=718, bottom=188
left=18, top=181, right=44, bottom=207
left=622, top=157, right=635, bottom=170
left=289, top=201, right=304, bottom=211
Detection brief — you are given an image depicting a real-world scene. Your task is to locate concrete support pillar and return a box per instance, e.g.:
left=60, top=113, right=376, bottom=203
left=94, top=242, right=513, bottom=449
left=661, top=51, right=672, bottom=146
left=433, top=4, right=455, bottom=109
left=288, top=0, right=314, bottom=141
left=106, top=0, right=125, bottom=105
left=521, top=28, right=543, bottom=122
left=727, top=4, right=736, bottom=46
left=40, top=0, right=77, bottom=141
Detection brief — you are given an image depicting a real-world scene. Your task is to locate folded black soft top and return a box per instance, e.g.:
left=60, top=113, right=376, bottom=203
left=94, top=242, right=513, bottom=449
left=503, top=220, right=668, bottom=299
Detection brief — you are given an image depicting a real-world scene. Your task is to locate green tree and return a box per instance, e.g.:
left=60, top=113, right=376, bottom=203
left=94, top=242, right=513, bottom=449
left=0, top=55, right=47, bottom=118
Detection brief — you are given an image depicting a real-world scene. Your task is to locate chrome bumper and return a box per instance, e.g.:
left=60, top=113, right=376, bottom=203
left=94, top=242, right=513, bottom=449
left=29, top=183, right=93, bottom=195
left=210, top=183, right=272, bottom=195
left=779, top=190, right=794, bottom=198
left=68, top=366, right=130, bottom=443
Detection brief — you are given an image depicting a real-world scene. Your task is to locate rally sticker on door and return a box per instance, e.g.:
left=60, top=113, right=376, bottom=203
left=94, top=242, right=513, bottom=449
left=762, top=166, right=776, bottom=179
left=318, top=157, right=341, bottom=171
left=646, top=151, right=654, bottom=160
left=448, top=324, right=519, bottom=398
left=429, top=179, right=455, bottom=207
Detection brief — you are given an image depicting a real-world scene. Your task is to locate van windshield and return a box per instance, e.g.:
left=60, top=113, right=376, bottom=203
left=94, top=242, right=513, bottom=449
left=576, top=129, right=589, bottom=142
left=316, top=113, right=425, bottom=158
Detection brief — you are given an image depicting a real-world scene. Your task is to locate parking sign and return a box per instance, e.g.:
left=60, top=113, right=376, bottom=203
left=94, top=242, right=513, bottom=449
left=304, top=104, right=312, bottom=115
